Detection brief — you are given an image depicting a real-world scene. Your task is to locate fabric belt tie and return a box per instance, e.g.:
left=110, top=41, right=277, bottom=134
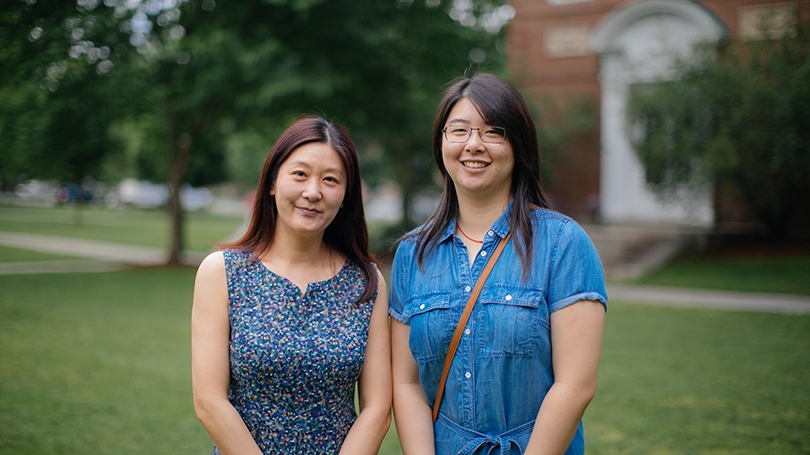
left=437, top=414, right=535, bottom=455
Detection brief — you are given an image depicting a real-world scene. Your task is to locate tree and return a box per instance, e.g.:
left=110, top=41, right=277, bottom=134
left=626, top=20, right=810, bottom=237
left=0, top=0, right=128, bottom=187
left=2, top=0, right=513, bottom=261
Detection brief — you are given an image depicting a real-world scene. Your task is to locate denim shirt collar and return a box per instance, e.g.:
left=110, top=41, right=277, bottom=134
left=439, top=199, right=514, bottom=243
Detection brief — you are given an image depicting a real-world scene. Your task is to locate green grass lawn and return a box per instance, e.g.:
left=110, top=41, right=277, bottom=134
left=1, top=270, right=808, bottom=454
left=631, top=251, right=810, bottom=295
left=0, top=244, right=80, bottom=262
left=0, top=269, right=206, bottom=455
left=586, top=302, right=810, bottom=454
left=0, top=204, right=244, bottom=254
left=2, top=204, right=809, bottom=453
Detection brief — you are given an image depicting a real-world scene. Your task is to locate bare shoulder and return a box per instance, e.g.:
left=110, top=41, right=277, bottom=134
left=194, top=251, right=228, bottom=302
left=196, top=250, right=226, bottom=279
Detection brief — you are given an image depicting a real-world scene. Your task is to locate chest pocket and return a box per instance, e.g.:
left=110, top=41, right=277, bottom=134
left=404, top=292, right=454, bottom=363
left=477, top=285, right=546, bottom=358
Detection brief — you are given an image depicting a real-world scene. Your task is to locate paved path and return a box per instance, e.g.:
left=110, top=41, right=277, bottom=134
left=1, top=231, right=809, bottom=315
left=0, top=231, right=205, bottom=272
left=606, top=284, right=810, bottom=315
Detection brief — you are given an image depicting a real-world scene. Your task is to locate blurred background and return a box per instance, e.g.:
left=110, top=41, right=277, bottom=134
left=1, top=1, right=809, bottom=454
left=3, top=0, right=810, bottom=269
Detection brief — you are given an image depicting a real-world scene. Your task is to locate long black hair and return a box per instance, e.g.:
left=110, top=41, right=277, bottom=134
left=416, top=73, right=549, bottom=277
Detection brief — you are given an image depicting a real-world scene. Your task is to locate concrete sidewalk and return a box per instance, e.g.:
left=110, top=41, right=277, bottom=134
left=1, top=231, right=809, bottom=315
left=607, top=284, right=810, bottom=315
left=0, top=231, right=205, bottom=272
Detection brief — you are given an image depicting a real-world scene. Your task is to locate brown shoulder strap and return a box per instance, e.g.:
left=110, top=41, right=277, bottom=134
left=432, top=232, right=511, bottom=422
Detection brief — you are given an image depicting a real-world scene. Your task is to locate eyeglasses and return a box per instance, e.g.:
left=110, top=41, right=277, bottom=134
left=442, top=125, right=507, bottom=143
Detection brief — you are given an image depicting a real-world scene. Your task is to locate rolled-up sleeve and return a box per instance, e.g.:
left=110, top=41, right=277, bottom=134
left=388, top=240, right=412, bottom=324
left=546, top=220, right=608, bottom=313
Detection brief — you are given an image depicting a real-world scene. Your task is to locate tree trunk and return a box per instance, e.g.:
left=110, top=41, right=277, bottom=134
left=163, top=94, right=217, bottom=265
left=395, top=142, right=417, bottom=232
left=167, top=133, right=193, bottom=265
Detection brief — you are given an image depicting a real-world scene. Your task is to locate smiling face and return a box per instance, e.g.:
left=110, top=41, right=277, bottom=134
left=441, top=97, right=514, bottom=201
left=270, top=142, right=347, bottom=240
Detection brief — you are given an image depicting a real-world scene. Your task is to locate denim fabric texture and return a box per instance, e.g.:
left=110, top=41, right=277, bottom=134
left=389, top=205, right=607, bottom=455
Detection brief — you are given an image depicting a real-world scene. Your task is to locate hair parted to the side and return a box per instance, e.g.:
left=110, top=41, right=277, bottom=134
left=220, top=116, right=377, bottom=304
left=415, top=73, right=550, bottom=277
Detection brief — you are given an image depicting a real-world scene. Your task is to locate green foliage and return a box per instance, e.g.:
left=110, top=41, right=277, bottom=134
left=626, top=21, right=810, bottom=237
left=531, top=94, right=596, bottom=187
left=0, top=0, right=504, bottom=189
left=0, top=0, right=127, bottom=185
left=1, top=0, right=512, bottom=257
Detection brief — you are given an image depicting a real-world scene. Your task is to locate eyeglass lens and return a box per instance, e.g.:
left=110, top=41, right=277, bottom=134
left=444, top=126, right=506, bottom=143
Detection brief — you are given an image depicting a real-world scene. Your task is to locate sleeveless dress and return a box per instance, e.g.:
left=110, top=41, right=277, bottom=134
left=213, top=250, right=376, bottom=455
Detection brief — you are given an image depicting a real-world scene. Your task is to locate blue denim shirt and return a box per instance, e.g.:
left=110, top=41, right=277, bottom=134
left=389, top=205, right=607, bottom=455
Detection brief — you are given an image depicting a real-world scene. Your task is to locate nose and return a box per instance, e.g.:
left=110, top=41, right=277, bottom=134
left=465, top=129, right=485, bottom=153
left=301, top=179, right=322, bottom=201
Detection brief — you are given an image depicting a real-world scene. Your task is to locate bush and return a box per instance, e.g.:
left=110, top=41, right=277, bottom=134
left=627, top=20, right=810, bottom=237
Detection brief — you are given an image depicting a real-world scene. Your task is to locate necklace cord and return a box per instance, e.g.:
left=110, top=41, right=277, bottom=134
left=457, top=223, right=483, bottom=244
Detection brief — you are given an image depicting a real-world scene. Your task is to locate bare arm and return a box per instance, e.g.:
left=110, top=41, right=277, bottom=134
left=391, top=319, right=436, bottom=455
left=339, top=269, right=393, bottom=454
left=524, top=300, right=605, bottom=455
left=191, top=251, right=264, bottom=455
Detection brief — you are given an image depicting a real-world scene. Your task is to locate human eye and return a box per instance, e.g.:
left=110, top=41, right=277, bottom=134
left=445, top=125, right=470, bottom=138
left=483, top=127, right=505, bottom=141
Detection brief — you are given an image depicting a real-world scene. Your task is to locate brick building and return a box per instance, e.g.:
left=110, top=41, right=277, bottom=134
left=508, top=0, right=809, bottom=226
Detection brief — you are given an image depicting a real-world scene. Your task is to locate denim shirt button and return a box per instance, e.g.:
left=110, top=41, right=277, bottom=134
left=419, top=303, right=425, bottom=309
left=465, top=372, right=471, bottom=379
left=465, top=285, right=471, bottom=292
left=488, top=230, right=494, bottom=236
left=505, top=294, right=513, bottom=301
left=464, top=328, right=471, bottom=335
left=480, top=250, right=487, bottom=257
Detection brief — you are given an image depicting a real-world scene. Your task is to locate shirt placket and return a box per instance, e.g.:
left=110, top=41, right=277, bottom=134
left=454, top=229, right=499, bottom=427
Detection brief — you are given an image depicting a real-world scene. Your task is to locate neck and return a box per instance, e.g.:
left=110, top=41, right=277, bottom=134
left=264, top=224, right=330, bottom=265
left=456, top=191, right=510, bottom=236
left=260, top=228, right=343, bottom=294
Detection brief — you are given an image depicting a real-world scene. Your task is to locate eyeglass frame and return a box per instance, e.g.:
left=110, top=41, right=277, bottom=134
left=441, top=125, right=507, bottom=143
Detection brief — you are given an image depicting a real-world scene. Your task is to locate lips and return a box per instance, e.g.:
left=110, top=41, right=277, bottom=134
left=462, top=161, right=489, bottom=168
left=297, top=206, right=322, bottom=215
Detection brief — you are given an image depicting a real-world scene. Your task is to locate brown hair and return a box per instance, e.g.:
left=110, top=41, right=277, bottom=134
left=222, top=116, right=377, bottom=303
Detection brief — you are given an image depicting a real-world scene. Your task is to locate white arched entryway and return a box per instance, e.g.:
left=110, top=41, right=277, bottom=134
left=590, top=0, right=727, bottom=225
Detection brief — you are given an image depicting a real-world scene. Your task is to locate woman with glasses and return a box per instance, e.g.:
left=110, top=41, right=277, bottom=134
left=390, top=74, right=607, bottom=455
left=191, top=117, right=391, bottom=455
